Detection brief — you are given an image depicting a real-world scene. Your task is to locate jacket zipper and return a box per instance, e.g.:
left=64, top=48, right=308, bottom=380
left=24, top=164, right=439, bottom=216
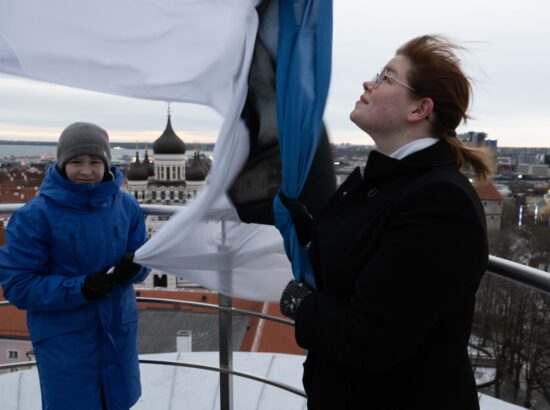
left=69, top=233, right=83, bottom=274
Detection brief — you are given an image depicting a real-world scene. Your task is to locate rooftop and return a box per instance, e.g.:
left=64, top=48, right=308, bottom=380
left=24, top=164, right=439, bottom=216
left=0, top=351, right=527, bottom=409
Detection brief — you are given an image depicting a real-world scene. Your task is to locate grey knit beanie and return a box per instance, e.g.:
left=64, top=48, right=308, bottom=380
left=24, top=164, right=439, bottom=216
left=57, top=122, right=111, bottom=170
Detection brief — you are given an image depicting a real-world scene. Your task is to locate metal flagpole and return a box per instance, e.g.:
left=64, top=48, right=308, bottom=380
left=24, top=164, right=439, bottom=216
left=218, top=219, right=233, bottom=410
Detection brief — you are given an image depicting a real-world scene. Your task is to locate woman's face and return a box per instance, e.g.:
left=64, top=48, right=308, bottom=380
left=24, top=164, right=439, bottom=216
left=64, top=155, right=105, bottom=184
left=350, top=55, right=416, bottom=138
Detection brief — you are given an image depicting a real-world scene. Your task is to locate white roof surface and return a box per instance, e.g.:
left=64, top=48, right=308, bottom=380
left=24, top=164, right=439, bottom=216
left=0, top=352, right=524, bottom=410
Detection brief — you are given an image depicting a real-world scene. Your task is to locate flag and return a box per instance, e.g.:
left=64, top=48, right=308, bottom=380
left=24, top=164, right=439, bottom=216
left=229, top=0, right=335, bottom=288
left=0, top=0, right=334, bottom=300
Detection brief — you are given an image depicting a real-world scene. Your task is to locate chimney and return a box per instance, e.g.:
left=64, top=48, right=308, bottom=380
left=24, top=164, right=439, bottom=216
left=176, top=330, right=192, bottom=352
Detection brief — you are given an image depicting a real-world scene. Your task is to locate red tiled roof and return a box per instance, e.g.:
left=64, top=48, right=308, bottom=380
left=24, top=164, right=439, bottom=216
left=0, top=224, right=5, bottom=246
left=0, top=287, right=29, bottom=338
left=239, top=302, right=303, bottom=355
left=0, top=263, right=299, bottom=353
left=475, top=182, right=503, bottom=201
left=0, top=188, right=39, bottom=203
left=136, top=289, right=301, bottom=353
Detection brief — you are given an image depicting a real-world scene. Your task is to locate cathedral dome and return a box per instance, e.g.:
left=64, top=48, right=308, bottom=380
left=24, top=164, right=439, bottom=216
left=126, top=152, right=149, bottom=181
left=185, top=152, right=210, bottom=181
left=153, top=115, right=186, bottom=155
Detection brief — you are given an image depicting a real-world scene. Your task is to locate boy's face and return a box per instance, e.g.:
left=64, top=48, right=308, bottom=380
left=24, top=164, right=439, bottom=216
left=65, top=155, right=105, bottom=184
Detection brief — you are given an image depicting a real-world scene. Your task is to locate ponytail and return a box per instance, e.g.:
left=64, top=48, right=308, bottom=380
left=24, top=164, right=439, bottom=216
left=444, top=136, right=495, bottom=186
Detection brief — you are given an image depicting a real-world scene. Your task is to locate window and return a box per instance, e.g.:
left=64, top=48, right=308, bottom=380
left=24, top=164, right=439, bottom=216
left=153, top=274, right=168, bottom=288
left=8, top=350, right=19, bottom=360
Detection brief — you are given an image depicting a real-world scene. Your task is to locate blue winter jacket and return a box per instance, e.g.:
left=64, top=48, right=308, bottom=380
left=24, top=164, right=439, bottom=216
left=0, top=165, right=150, bottom=409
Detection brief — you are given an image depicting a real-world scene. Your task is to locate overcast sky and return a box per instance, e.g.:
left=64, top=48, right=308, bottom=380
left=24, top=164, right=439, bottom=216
left=0, top=1, right=548, bottom=147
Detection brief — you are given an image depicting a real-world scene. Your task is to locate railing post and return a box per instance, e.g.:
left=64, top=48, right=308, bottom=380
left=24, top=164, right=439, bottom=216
left=218, top=220, right=233, bottom=410
left=218, top=292, right=233, bottom=410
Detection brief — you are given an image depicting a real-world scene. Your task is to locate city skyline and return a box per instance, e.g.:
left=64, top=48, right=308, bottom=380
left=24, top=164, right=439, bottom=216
left=0, top=1, right=549, bottom=147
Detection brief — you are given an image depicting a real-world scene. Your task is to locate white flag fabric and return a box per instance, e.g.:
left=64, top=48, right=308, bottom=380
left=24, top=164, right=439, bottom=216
left=0, top=0, right=293, bottom=301
left=0, top=0, right=256, bottom=115
left=142, top=196, right=292, bottom=301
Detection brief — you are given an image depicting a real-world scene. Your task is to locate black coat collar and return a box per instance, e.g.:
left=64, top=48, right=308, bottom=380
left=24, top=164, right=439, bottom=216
left=364, top=140, right=457, bottom=184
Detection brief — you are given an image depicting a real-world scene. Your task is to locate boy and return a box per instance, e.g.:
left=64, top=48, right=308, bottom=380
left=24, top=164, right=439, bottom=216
left=0, top=122, right=150, bottom=410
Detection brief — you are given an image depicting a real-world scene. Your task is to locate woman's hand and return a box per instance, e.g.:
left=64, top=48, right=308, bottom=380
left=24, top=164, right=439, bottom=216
left=278, top=192, right=314, bottom=247
left=279, top=279, right=313, bottom=320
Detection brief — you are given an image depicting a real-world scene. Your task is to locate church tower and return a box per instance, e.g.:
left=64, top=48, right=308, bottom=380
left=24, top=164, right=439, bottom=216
left=149, top=106, right=188, bottom=203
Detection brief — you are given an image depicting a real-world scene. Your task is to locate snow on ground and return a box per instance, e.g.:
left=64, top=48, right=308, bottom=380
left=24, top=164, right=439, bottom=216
left=0, top=352, right=526, bottom=409
left=475, top=367, right=497, bottom=385
left=480, top=393, right=527, bottom=410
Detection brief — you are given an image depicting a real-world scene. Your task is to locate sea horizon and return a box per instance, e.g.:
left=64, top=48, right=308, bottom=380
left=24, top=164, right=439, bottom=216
left=0, top=143, right=214, bottom=162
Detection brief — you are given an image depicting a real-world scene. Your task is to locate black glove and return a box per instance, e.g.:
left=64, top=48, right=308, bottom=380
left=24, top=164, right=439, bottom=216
left=280, top=279, right=313, bottom=320
left=113, top=252, right=142, bottom=284
left=82, top=268, right=114, bottom=300
left=278, top=192, right=314, bottom=247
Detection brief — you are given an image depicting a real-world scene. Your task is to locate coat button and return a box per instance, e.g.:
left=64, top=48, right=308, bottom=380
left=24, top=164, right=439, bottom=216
left=342, top=191, right=348, bottom=197
left=367, top=188, right=378, bottom=198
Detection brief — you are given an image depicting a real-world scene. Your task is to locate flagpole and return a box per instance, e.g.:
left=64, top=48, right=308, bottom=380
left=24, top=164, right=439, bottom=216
left=218, top=219, right=233, bottom=410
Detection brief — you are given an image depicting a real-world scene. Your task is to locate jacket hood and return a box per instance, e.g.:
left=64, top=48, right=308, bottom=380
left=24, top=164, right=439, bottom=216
left=39, top=166, right=123, bottom=211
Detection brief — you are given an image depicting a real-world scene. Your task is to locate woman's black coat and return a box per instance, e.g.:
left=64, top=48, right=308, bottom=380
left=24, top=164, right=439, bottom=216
left=295, top=141, right=488, bottom=409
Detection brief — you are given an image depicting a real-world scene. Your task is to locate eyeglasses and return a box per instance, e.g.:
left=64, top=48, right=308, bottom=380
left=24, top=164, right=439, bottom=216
left=370, top=68, right=415, bottom=92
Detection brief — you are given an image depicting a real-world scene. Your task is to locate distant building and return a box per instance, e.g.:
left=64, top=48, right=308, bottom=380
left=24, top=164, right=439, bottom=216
left=475, top=182, right=504, bottom=237
left=484, top=139, right=498, bottom=154
left=123, top=111, right=211, bottom=291
left=0, top=166, right=43, bottom=207
left=496, top=156, right=515, bottom=175
left=475, top=182, right=504, bottom=240
left=124, top=112, right=210, bottom=205
left=458, top=131, right=487, bottom=147
left=518, top=150, right=546, bottom=165
left=0, top=288, right=33, bottom=374
left=517, top=163, right=550, bottom=178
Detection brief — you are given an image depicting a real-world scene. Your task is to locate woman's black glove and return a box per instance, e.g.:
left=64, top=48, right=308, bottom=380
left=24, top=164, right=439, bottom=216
left=278, top=192, right=314, bottom=247
left=82, top=268, right=114, bottom=300
left=280, top=279, right=313, bottom=320
left=113, top=252, right=142, bottom=284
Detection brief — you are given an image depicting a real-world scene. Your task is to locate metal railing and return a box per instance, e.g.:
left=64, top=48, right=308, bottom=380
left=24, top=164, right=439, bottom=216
left=0, top=357, right=306, bottom=397
left=0, top=297, right=304, bottom=402
left=4, top=202, right=550, bottom=295
left=486, top=255, right=550, bottom=295
left=4, top=202, right=550, bottom=408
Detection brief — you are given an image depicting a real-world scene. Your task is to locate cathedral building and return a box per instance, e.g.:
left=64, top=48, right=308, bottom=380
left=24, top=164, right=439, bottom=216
left=124, top=111, right=210, bottom=289
left=125, top=112, right=210, bottom=204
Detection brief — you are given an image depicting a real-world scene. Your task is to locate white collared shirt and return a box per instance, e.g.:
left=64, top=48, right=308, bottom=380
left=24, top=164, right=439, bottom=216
left=389, top=138, right=439, bottom=160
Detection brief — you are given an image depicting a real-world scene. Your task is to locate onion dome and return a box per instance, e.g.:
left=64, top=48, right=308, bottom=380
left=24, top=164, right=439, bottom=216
left=126, top=152, right=149, bottom=181
left=143, top=149, right=154, bottom=177
left=186, top=152, right=209, bottom=181
left=153, top=114, right=186, bottom=155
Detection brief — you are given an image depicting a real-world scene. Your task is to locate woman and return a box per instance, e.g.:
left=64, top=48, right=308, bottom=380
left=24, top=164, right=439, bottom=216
left=0, top=122, right=150, bottom=410
left=280, top=35, right=493, bottom=409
